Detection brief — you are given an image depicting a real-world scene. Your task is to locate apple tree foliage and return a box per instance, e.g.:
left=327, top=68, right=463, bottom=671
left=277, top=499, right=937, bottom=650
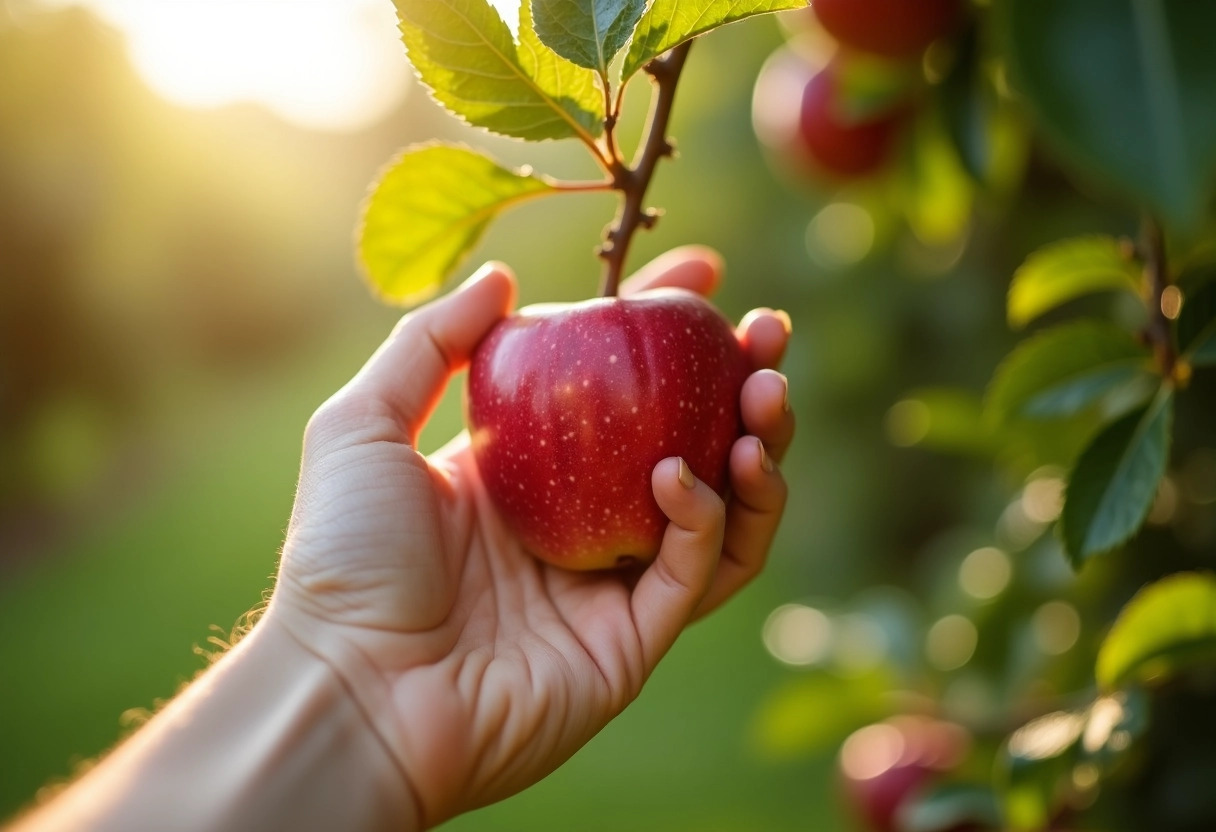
left=358, top=0, right=1216, bottom=829
left=359, top=0, right=804, bottom=304
left=750, top=1, right=1216, bottom=831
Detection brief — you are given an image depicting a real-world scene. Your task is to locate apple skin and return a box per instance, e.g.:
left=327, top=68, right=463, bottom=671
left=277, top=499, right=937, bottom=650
left=466, top=289, right=749, bottom=570
left=838, top=716, right=971, bottom=832
left=798, top=62, right=905, bottom=180
left=812, top=0, right=962, bottom=59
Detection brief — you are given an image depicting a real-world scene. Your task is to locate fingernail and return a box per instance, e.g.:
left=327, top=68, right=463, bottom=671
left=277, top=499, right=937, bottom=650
left=774, top=309, right=792, bottom=335
left=677, top=458, right=696, bottom=490
left=779, top=374, right=790, bottom=413
left=757, top=438, right=774, bottom=473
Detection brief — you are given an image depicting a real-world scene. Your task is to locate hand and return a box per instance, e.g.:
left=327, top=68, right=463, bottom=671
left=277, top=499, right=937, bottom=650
left=267, top=246, right=795, bottom=828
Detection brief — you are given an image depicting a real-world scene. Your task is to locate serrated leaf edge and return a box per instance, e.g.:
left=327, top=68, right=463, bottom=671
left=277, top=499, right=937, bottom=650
left=397, top=2, right=603, bottom=144
left=354, top=142, right=558, bottom=307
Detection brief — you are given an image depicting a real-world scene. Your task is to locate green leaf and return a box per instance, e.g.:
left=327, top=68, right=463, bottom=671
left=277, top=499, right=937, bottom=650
left=1007, top=236, right=1141, bottom=329
left=747, top=669, right=893, bottom=761
left=532, top=0, right=646, bottom=73
left=940, top=24, right=989, bottom=183
left=357, top=145, right=556, bottom=305
left=1177, top=279, right=1216, bottom=365
left=518, top=0, right=607, bottom=121
left=900, top=110, right=974, bottom=246
left=1059, top=390, right=1173, bottom=567
left=987, top=322, right=1153, bottom=422
left=1096, top=572, right=1216, bottom=690
left=621, top=0, right=806, bottom=83
left=940, top=23, right=1030, bottom=194
left=1001, top=0, right=1216, bottom=234
left=395, top=0, right=604, bottom=142
left=887, top=388, right=999, bottom=457
left=899, top=784, right=1002, bottom=832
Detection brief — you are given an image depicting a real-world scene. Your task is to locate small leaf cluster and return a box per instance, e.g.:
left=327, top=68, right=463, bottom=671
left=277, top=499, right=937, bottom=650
left=358, top=0, right=805, bottom=305
left=755, top=3, right=1216, bottom=831
left=986, top=233, right=1216, bottom=569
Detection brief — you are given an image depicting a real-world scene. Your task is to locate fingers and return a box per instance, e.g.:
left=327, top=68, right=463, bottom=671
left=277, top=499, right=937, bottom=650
left=741, top=369, right=795, bottom=462
left=737, top=308, right=791, bottom=372
left=693, top=369, right=795, bottom=617
left=694, top=436, right=789, bottom=618
left=619, top=245, right=723, bottom=297
left=630, top=458, right=726, bottom=670
left=346, top=263, right=516, bottom=444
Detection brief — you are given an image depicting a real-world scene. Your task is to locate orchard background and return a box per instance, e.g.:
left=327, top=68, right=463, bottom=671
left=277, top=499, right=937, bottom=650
left=2, top=1, right=1215, bottom=830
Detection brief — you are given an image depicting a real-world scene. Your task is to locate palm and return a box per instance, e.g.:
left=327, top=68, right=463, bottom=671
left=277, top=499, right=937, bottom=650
left=397, top=440, right=650, bottom=812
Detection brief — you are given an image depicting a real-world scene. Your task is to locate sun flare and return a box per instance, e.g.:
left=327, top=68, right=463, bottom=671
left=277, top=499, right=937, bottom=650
left=40, top=0, right=411, bottom=132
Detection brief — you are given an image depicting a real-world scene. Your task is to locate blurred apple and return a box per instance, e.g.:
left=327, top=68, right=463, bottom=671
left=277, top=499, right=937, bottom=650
left=838, top=715, right=971, bottom=832
left=466, top=289, right=749, bottom=570
left=811, top=0, right=962, bottom=58
left=753, top=51, right=907, bottom=181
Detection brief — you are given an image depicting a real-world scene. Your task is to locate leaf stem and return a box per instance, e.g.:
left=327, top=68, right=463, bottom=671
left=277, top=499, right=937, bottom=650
left=597, top=41, right=693, bottom=298
left=547, top=178, right=615, bottom=192
left=600, top=71, right=624, bottom=167
left=1140, top=214, right=1176, bottom=378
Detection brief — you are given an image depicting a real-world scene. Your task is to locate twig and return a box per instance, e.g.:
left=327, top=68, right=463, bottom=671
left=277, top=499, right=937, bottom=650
left=597, top=42, right=693, bottom=297
left=1141, top=214, right=1176, bottom=378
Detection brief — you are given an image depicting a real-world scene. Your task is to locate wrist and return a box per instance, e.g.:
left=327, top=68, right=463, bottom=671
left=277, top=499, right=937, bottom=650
left=250, top=610, right=422, bottom=832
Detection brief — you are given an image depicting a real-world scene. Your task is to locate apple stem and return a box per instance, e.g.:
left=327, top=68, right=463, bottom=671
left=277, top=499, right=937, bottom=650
left=597, top=41, right=693, bottom=298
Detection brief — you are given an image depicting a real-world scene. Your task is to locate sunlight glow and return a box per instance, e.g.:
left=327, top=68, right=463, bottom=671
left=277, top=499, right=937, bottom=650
left=41, top=0, right=410, bottom=132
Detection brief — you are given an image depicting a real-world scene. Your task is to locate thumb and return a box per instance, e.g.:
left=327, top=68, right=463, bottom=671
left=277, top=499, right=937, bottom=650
left=350, top=262, right=516, bottom=444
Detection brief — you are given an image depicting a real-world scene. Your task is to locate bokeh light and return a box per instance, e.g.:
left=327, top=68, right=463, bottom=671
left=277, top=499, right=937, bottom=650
left=839, top=723, right=905, bottom=780
left=958, top=546, right=1012, bottom=600
left=1147, top=475, right=1179, bottom=525
left=806, top=202, right=875, bottom=269
left=1160, top=285, right=1183, bottom=320
left=997, top=496, right=1046, bottom=551
left=1032, top=600, right=1081, bottom=656
left=1022, top=470, right=1065, bottom=524
left=925, top=614, right=977, bottom=671
left=885, top=398, right=931, bottom=447
left=762, top=603, right=833, bottom=666
left=1008, top=711, right=1085, bottom=760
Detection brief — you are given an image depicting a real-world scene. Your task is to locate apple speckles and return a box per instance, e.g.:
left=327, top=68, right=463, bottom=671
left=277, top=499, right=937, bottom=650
left=466, top=290, right=748, bottom=570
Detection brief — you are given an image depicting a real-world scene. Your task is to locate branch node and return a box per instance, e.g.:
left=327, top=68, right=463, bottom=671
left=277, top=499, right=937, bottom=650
left=598, top=42, right=693, bottom=298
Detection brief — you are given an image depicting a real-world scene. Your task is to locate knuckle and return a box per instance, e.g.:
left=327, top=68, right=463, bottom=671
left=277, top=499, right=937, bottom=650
left=304, top=392, right=397, bottom=454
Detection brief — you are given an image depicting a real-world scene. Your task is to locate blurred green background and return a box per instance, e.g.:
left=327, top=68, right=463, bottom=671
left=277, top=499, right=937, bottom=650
left=3, top=1, right=1190, bottom=829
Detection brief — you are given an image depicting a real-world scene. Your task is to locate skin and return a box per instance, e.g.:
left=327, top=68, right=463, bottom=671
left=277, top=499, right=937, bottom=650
left=14, top=247, right=795, bottom=832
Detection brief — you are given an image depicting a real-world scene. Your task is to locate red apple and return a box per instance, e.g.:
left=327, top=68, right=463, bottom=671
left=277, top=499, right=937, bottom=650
left=812, top=0, right=962, bottom=59
left=466, top=289, right=749, bottom=570
left=753, top=52, right=906, bottom=182
left=798, top=61, right=906, bottom=179
left=838, top=716, right=971, bottom=832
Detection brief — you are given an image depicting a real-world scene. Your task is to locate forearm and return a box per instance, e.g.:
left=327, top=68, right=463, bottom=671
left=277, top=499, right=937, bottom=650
left=13, top=613, right=417, bottom=832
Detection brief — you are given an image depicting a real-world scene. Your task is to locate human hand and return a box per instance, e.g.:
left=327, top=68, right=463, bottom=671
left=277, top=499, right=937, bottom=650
left=266, top=246, right=795, bottom=828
